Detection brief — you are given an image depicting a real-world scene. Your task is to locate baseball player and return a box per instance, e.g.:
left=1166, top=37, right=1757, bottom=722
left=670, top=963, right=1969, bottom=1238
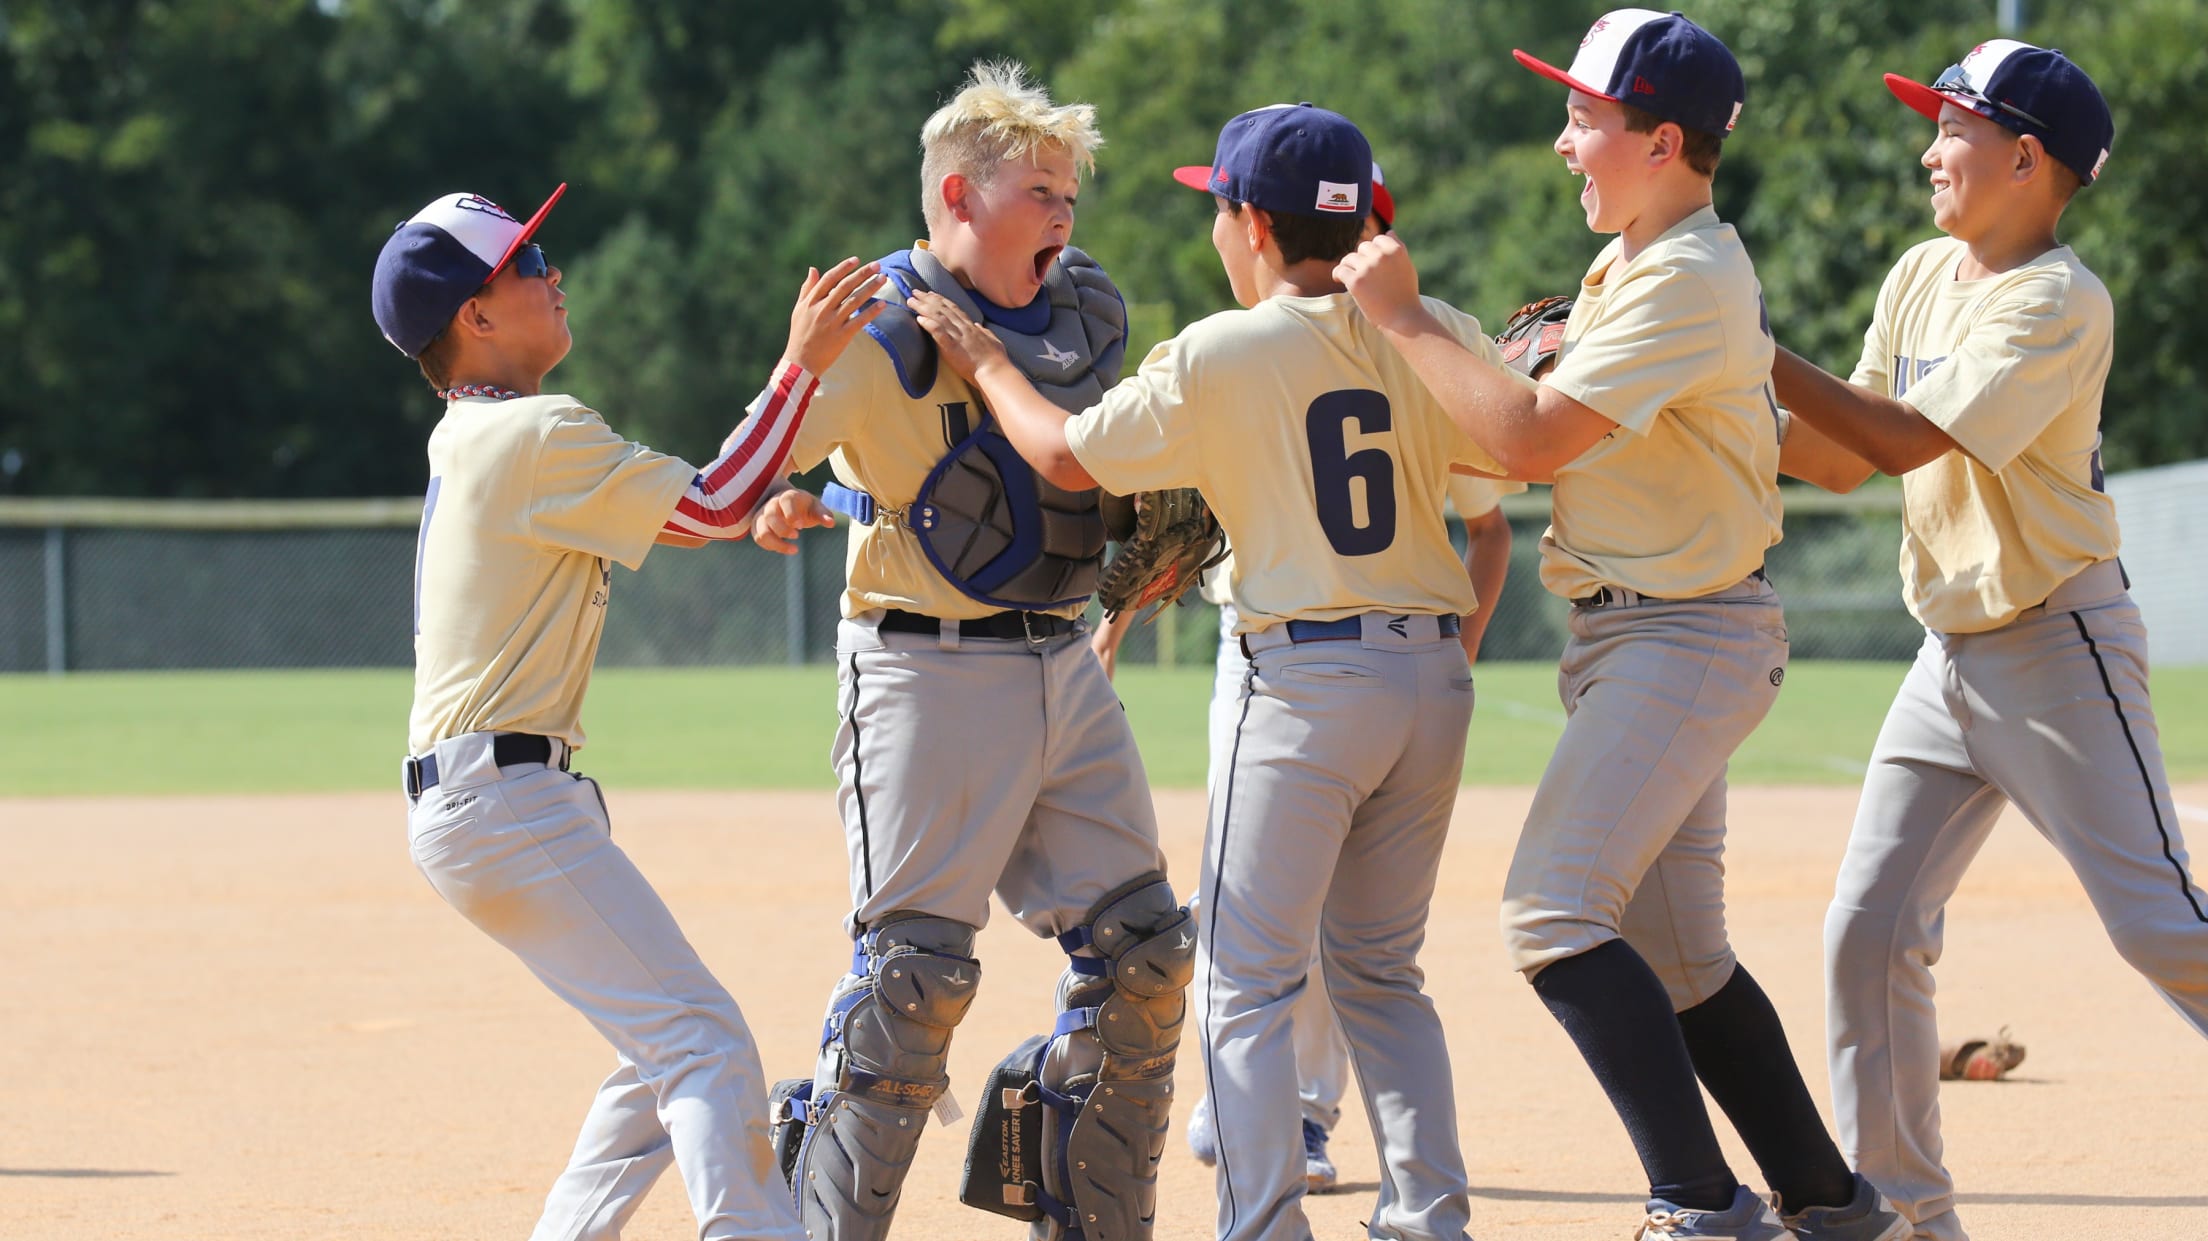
left=757, top=62, right=1194, bottom=1241
left=1768, top=42, right=2208, bottom=1240
left=1090, top=168, right=1523, bottom=1199
left=1338, top=12, right=1909, bottom=1240
left=376, top=184, right=883, bottom=1240
left=915, top=101, right=1513, bottom=1241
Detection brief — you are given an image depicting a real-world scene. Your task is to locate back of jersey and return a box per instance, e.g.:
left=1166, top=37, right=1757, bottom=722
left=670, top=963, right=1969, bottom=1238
left=1068, top=292, right=1513, bottom=633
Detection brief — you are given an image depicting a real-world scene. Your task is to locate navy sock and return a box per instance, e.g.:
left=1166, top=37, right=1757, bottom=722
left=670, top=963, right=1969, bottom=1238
left=1676, top=964, right=1857, bottom=1212
left=1531, top=939, right=1738, bottom=1210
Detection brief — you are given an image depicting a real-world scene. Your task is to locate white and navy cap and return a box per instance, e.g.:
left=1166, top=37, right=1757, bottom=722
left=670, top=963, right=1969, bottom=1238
left=371, top=184, right=566, bottom=358
left=1886, top=41, right=2114, bottom=186
left=1171, top=103, right=1373, bottom=220
left=1515, top=9, right=1745, bottom=139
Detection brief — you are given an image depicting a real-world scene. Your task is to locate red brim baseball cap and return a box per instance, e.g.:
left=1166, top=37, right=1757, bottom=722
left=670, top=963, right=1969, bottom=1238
left=372, top=183, right=567, bottom=357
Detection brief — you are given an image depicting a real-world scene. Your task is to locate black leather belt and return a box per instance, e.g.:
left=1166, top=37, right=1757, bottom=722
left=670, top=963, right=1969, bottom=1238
left=879, top=609, right=1082, bottom=642
left=405, top=733, right=559, bottom=798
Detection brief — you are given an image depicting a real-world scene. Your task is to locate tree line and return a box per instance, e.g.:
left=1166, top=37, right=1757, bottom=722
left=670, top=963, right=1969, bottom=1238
left=1, top=0, right=2199, bottom=499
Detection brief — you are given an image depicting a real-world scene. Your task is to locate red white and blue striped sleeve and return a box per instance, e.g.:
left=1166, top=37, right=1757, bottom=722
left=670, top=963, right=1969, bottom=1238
left=659, top=360, right=818, bottom=540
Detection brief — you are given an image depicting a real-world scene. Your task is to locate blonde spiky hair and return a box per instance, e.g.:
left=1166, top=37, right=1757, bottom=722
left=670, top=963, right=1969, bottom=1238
left=919, top=61, right=1103, bottom=234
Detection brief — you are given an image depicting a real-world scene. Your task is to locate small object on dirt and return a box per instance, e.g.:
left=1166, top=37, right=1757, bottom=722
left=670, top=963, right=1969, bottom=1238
left=1939, top=1026, right=2027, bottom=1081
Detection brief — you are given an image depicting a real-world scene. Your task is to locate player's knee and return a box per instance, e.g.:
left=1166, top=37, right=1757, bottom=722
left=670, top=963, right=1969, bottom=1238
left=1502, top=899, right=1614, bottom=979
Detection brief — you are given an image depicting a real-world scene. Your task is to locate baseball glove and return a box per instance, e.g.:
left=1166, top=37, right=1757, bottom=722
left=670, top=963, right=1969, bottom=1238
left=1939, top=1027, right=2027, bottom=1081
left=1095, top=488, right=1227, bottom=622
left=1495, top=295, right=1573, bottom=379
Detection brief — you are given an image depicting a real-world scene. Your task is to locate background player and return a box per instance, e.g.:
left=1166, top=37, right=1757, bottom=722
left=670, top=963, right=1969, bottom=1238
left=1090, top=161, right=1517, bottom=1198
left=760, top=62, right=1194, bottom=1241
left=915, top=101, right=1509, bottom=1241
left=1338, top=12, right=1908, bottom=1239
left=1769, top=41, right=2208, bottom=1240
left=377, top=185, right=881, bottom=1240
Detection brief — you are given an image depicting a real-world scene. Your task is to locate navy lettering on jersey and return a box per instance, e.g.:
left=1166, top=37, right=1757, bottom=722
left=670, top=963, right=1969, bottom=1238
left=1305, top=389, right=1398, bottom=557
left=413, top=476, right=442, bottom=636
left=1892, top=355, right=1946, bottom=399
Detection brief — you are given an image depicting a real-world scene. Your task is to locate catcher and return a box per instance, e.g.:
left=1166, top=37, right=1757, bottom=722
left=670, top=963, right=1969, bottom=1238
left=910, top=102, right=1515, bottom=1241
left=756, top=62, right=1193, bottom=1241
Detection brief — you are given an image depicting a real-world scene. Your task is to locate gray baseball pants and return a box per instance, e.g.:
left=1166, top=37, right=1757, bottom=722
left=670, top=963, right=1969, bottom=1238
left=405, top=733, right=802, bottom=1241
left=1199, top=613, right=1475, bottom=1241
left=1825, top=560, right=2208, bottom=1240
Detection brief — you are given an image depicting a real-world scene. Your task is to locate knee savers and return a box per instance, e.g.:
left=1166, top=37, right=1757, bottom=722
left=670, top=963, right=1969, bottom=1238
left=962, top=876, right=1194, bottom=1241
left=772, top=912, right=981, bottom=1241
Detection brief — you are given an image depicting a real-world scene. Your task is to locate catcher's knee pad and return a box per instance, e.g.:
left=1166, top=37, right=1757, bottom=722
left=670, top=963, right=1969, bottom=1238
left=773, top=912, right=982, bottom=1241
left=961, top=875, right=1193, bottom=1240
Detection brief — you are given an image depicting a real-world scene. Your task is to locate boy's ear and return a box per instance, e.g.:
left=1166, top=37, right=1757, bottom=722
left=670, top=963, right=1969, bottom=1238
left=2013, top=133, right=2047, bottom=183
left=455, top=295, right=494, bottom=341
left=1244, top=204, right=1274, bottom=254
left=941, top=173, right=974, bottom=223
left=1647, top=120, right=1682, bottom=168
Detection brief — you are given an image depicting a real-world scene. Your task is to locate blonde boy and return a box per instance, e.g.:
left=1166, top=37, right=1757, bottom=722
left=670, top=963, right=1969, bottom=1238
left=762, top=62, right=1191, bottom=1241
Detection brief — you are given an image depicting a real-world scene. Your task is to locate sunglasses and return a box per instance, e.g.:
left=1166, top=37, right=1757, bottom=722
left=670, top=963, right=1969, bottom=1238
left=508, top=242, right=551, bottom=279
left=1931, top=64, right=2047, bottom=131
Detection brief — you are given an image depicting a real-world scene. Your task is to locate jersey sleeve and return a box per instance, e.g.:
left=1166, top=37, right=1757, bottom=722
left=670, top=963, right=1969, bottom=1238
left=787, top=335, right=888, bottom=473
left=527, top=408, right=699, bottom=569
left=1063, top=332, right=1204, bottom=494
left=1447, top=473, right=1525, bottom=518
left=1901, top=278, right=2088, bottom=474
left=1542, top=261, right=1725, bottom=436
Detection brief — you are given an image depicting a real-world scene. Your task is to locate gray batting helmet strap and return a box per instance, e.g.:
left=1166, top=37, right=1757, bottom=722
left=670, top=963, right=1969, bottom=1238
left=778, top=913, right=983, bottom=1241
left=962, top=875, right=1192, bottom=1240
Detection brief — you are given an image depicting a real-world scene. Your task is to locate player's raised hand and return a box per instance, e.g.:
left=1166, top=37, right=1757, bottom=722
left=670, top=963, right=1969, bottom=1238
left=751, top=486, right=836, bottom=555
left=906, top=291, right=1009, bottom=383
left=1335, top=234, right=1427, bottom=334
left=783, top=258, right=887, bottom=375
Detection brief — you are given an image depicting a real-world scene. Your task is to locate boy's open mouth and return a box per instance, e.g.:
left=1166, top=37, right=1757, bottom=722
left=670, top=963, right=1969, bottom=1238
left=1033, top=244, right=1064, bottom=281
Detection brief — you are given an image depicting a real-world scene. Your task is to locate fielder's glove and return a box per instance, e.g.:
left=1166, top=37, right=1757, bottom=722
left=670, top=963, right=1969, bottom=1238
left=1095, top=488, right=1227, bottom=623
left=1495, top=295, right=1573, bottom=379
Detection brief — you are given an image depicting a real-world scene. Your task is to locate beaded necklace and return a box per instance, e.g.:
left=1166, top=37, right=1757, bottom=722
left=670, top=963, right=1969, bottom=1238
left=441, top=383, right=524, bottom=401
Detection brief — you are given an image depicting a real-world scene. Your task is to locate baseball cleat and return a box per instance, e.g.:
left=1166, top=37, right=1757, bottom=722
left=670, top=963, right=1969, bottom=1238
left=1775, top=1175, right=1911, bottom=1241
left=1302, top=1118, right=1339, bottom=1193
left=1634, top=1185, right=1797, bottom=1239
left=1185, top=1093, right=1218, bottom=1166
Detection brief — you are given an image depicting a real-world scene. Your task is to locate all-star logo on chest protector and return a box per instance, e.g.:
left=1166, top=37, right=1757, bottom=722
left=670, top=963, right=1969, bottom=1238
left=858, top=245, right=1130, bottom=611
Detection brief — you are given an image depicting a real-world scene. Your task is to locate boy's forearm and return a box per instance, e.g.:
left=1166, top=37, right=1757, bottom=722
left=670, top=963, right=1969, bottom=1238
left=971, top=359, right=1099, bottom=490
left=1460, top=508, right=1511, bottom=662
left=1771, top=348, right=1955, bottom=476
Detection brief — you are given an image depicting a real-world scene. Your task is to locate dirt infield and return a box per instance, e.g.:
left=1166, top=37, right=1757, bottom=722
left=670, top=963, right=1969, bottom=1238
left=6, top=784, right=2205, bottom=1239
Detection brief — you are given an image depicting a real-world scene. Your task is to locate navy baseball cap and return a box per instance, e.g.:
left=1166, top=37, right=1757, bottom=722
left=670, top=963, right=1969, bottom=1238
left=1172, top=103, right=1373, bottom=220
left=1886, top=40, right=2114, bottom=186
left=372, top=184, right=566, bottom=357
left=1515, top=9, right=1745, bottom=139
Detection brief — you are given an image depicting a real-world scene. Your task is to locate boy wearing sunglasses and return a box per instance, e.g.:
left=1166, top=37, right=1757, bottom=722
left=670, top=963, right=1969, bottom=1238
left=1770, top=42, right=2208, bottom=1240
left=375, top=185, right=882, bottom=1240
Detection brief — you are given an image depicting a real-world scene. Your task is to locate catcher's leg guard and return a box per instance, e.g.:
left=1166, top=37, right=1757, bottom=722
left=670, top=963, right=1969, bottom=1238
left=963, top=875, right=1193, bottom=1240
left=773, top=913, right=982, bottom=1241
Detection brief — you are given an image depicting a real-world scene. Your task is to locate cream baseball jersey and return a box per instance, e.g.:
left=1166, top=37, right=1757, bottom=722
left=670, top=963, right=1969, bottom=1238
left=409, top=394, right=695, bottom=753
left=1539, top=205, right=1783, bottom=601
left=1064, top=293, right=1513, bottom=633
left=1193, top=475, right=1521, bottom=611
left=1850, top=236, right=2119, bottom=633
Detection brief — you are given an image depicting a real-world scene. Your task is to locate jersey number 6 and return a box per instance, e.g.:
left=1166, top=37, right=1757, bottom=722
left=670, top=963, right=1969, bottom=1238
left=1305, top=390, right=1397, bottom=556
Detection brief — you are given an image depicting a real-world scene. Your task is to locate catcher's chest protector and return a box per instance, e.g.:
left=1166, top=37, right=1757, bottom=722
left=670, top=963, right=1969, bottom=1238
left=867, top=247, right=1128, bottom=611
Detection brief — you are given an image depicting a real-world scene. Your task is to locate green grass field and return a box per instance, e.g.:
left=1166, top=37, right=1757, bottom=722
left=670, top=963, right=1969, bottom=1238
left=5, top=661, right=2207, bottom=797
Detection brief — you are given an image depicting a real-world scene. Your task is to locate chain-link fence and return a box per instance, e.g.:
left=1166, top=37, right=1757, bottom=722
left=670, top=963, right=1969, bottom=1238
left=0, top=489, right=1938, bottom=674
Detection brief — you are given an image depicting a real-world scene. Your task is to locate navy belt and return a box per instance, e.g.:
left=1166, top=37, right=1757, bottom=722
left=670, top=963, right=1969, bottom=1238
left=405, top=733, right=559, bottom=798
left=1281, top=613, right=1461, bottom=643
left=878, top=608, right=1082, bottom=642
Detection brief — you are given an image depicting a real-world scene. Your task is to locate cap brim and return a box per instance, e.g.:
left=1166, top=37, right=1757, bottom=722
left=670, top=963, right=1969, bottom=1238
left=1513, top=50, right=1614, bottom=101
left=1171, top=166, right=1217, bottom=193
left=1882, top=73, right=1998, bottom=128
left=487, top=182, right=567, bottom=279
